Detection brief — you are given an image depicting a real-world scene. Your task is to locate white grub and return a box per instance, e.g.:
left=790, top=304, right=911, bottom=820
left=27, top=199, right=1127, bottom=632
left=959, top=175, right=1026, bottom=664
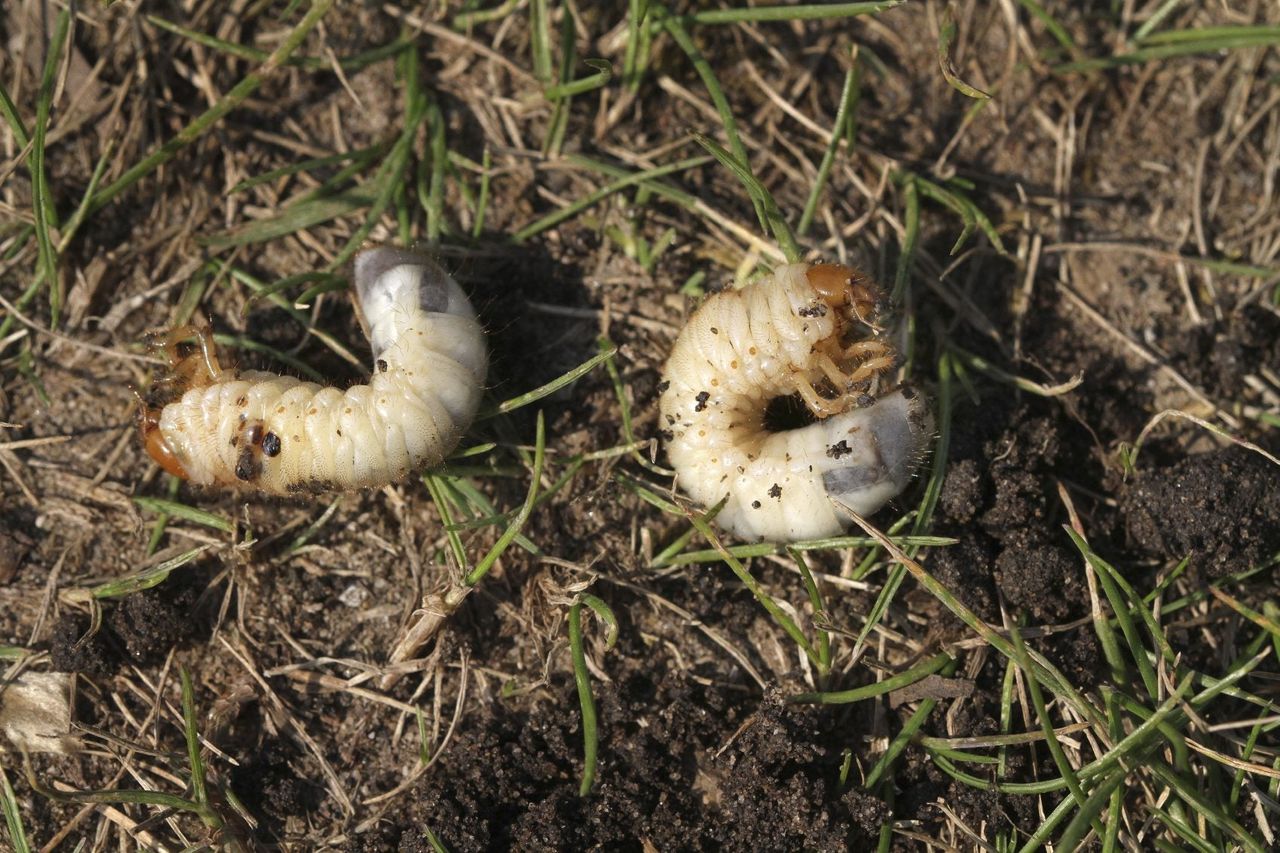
left=139, top=247, right=487, bottom=494
left=659, top=262, right=932, bottom=542
left=0, top=671, right=76, bottom=754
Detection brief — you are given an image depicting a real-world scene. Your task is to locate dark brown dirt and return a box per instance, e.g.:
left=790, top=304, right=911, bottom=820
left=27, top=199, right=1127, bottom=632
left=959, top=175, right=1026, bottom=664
left=2, top=2, right=1278, bottom=850
left=1124, top=445, right=1280, bottom=579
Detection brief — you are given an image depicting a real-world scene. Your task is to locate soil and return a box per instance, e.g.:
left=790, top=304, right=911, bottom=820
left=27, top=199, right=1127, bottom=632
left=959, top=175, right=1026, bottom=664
left=1, top=2, right=1277, bottom=851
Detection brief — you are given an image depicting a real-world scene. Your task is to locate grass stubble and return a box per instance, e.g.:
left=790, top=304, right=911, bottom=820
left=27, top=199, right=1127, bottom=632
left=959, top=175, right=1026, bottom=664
left=0, top=0, right=1278, bottom=849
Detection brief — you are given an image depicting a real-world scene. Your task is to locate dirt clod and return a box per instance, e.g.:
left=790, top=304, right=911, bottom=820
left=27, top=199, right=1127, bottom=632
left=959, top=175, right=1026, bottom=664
left=49, top=613, right=116, bottom=677
left=1124, top=445, right=1280, bottom=578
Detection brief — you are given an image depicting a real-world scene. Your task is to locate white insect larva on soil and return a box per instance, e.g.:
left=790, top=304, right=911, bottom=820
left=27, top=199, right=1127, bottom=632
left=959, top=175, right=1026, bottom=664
left=659, top=262, right=933, bottom=542
left=138, top=246, right=487, bottom=493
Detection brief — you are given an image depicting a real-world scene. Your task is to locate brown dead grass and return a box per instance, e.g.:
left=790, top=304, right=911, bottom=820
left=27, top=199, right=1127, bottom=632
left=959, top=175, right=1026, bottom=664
left=2, top=1, right=1279, bottom=849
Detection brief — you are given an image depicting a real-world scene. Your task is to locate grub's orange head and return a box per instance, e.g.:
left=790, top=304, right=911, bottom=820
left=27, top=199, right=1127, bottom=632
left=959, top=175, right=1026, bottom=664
left=135, top=394, right=189, bottom=480
left=805, top=263, right=881, bottom=326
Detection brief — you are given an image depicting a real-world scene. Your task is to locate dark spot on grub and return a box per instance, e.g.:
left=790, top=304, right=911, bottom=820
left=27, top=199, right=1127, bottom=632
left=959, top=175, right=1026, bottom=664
left=751, top=500, right=761, bottom=509
left=768, top=483, right=782, bottom=499
left=234, top=448, right=257, bottom=482
left=262, top=432, right=281, bottom=457
left=827, top=440, right=852, bottom=459
left=377, top=359, right=389, bottom=372
left=694, top=391, right=711, bottom=412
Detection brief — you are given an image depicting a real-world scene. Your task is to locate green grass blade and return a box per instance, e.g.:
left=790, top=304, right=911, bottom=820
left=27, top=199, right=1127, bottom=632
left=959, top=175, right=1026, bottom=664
left=686, top=1, right=901, bottom=24
left=1008, top=623, right=1101, bottom=837
left=655, top=5, right=767, bottom=227
left=90, top=547, right=209, bottom=599
left=180, top=668, right=209, bottom=808
left=1130, top=0, right=1188, bottom=42
left=694, top=133, right=800, bottom=262
left=424, top=475, right=471, bottom=575
left=938, top=8, right=991, bottom=100
left=212, top=333, right=325, bottom=382
left=0, top=78, right=30, bottom=145
left=1056, top=25, right=1280, bottom=73
left=853, top=353, right=952, bottom=649
left=488, top=345, right=616, bottom=416
left=201, top=187, right=378, bottom=250
left=529, top=0, right=553, bottom=83
left=471, top=147, right=493, bottom=237
left=1147, top=761, right=1264, bottom=852
left=57, top=138, right=115, bottom=252
left=543, top=10, right=576, bottom=157
left=133, top=497, right=234, bottom=533
left=864, top=657, right=959, bottom=789
left=32, top=9, right=70, bottom=327
left=464, top=411, right=546, bottom=587
left=799, top=51, right=860, bottom=236
left=623, top=0, right=653, bottom=89
left=890, top=174, right=921, bottom=303
left=515, top=156, right=709, bottom=241
left=654, top=535, right=953, bottom=567
left=1014, top=0, right=1079, bottom=57
left=791, top=652, right=952, bottom=704
left=569, top=600, right=599, bottom=795
left=1064, top=528, right=1159, bottom=697
left=145, top=14, right=408, bottom=71
left=686, top=509, right=820, bottom=668
left=0, top=765, right=31, bottom=853
left=453, top=0, right=521, bottom=28
left=230, top=145, right=382, bottom=195
left=90, top=0, right=336, bottom=215
left=545, top=58, right=613, bottom=99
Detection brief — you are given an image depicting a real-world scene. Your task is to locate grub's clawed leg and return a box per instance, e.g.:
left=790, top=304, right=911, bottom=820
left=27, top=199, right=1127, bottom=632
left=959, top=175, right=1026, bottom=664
left=804, top=341, right=897, bottom=409
left=155, top=318, right=224, bottom=387
left=815, top=353, right=851, bottom=390
left=795, top=376, right=860, bottom=419
left=795, top=376, right=833, bottom=418
left=843, top=339, right=897, bottom=386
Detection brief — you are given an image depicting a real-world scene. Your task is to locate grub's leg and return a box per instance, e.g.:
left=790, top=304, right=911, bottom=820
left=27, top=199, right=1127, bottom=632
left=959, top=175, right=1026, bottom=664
left=844, top=339, right=891, bottom=360
left=795, top=376, right=848, bottom=419
left=848, top=355, right=898, bottom=386
left=841, top=340, right=897, bottom=385
left=161, top=318, right=224, bottom=384
left=846, top=281, right=881, bottom=327
left=815, top=353, right=852, bottom=390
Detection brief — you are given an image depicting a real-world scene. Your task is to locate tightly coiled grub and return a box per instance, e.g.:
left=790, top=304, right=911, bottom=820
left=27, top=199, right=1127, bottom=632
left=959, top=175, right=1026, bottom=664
left=659, top=262, right=933, bottom=542
left=138, top=247, right=487, bottom=494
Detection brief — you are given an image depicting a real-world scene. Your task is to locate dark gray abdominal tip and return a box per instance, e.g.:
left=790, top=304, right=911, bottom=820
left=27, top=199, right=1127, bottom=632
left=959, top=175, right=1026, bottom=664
left=869, top=402, right=913, bottom=478
left=354, top=247, right=451, bottom=313
left=822, top=465, right=883, bottom=496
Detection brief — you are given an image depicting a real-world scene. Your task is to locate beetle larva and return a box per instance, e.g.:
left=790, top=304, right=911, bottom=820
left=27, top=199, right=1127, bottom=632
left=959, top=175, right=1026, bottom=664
left=658, top=262, right=932, bottom=542
left=138, top=247, right=487, bottom=493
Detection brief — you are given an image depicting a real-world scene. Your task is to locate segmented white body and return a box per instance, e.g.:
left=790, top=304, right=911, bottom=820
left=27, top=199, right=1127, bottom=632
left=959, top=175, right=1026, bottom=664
left=659, top=263, right=931, bottom=542
left=155, top=248, right=486, bottom=493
